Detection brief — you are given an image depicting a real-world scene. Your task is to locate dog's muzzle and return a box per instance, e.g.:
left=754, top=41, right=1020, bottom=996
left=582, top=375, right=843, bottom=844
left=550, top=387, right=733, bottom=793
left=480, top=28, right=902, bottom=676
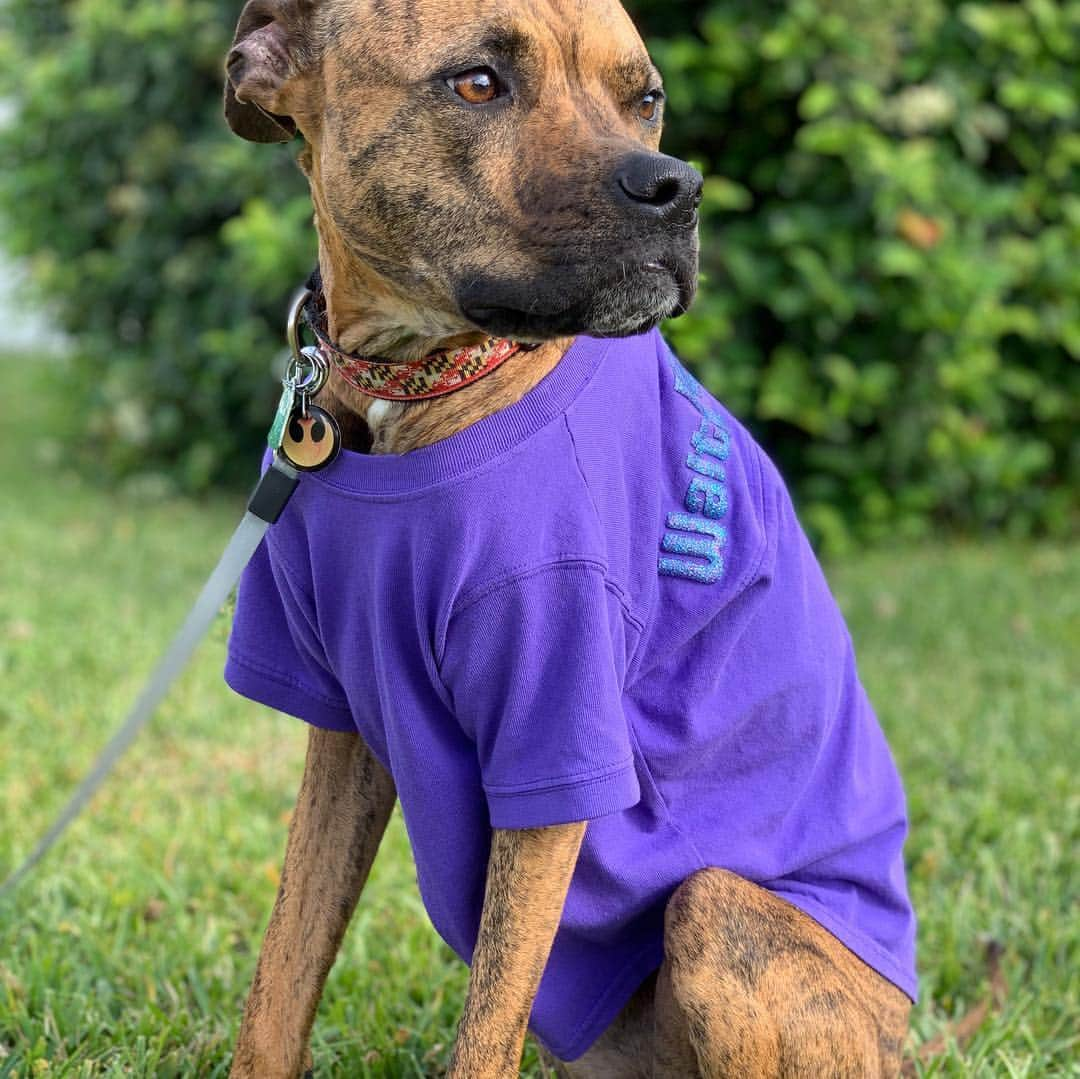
left=460, top=151, right=703, bottom=340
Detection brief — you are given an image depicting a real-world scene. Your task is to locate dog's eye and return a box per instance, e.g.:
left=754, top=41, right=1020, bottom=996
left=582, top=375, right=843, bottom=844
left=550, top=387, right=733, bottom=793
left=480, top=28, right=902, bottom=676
left=449, top=68, right=504, bottom=105
left=638, top=90, right=664, bottom=122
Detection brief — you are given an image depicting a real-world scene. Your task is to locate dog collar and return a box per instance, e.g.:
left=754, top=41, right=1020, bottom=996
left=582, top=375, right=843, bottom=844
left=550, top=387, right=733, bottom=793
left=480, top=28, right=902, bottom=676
left=302, top=280, right=526, bottom=403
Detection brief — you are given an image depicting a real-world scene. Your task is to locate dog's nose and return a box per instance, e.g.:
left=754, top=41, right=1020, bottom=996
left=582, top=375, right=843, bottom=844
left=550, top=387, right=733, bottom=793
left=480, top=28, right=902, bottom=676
left=614, top=153, right=704, bottom=226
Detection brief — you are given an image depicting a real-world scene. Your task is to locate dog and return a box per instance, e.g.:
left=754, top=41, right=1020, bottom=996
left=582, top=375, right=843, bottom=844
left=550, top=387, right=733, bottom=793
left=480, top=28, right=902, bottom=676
left=221, top=1, right=917, bottom=1076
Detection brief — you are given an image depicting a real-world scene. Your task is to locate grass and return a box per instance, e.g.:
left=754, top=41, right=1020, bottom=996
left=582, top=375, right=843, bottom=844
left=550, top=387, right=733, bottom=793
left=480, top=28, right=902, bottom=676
left=0, top=357, right=1077, bottom=1078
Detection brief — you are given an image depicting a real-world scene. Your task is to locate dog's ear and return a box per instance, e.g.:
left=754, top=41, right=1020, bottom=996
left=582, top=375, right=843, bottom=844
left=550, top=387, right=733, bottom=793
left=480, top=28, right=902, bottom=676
left=224, top=0, right=318, bottom=143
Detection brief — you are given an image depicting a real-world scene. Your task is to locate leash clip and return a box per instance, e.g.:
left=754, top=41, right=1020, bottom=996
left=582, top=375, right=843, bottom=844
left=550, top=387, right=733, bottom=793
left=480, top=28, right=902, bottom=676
left=286, top=287, right=312, bottom=361
left=279, top=285, right=341, bottom=471
left=286, top=288, right=330, bottom=401
left=288, top=346, right=330, bottom=403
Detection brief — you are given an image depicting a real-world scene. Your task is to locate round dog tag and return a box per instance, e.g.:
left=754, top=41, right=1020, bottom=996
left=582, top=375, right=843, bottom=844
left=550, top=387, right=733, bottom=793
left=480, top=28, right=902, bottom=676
left=281, top=405, right=342, bottom=472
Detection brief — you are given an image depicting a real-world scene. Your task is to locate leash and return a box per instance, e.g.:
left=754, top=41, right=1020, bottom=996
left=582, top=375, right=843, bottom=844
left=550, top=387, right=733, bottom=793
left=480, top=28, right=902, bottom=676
left=0, top=276, right=529, bottom=898
left=0, top=290, right=332, bottom=899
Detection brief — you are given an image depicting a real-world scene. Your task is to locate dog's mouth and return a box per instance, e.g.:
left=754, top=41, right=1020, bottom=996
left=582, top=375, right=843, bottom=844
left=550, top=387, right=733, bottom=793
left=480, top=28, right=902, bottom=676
left=460, top=256, right=698, bottom=341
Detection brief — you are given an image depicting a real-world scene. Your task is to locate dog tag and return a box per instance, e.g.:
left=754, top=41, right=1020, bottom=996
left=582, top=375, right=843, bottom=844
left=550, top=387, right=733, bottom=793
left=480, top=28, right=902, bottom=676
left=267, top=378, right=298, bottom=452
left=281, top=403, right=342, bottom=472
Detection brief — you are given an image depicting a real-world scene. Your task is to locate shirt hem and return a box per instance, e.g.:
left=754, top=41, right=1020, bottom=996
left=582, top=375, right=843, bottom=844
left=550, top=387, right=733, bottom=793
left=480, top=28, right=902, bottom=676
left=225, top=652, right=356, bottom=733
left=766, top=888, right=918, bottom=1004
left=536, top=939, right=666, bottom=1062
left=486, top=762, right=641, bottom=829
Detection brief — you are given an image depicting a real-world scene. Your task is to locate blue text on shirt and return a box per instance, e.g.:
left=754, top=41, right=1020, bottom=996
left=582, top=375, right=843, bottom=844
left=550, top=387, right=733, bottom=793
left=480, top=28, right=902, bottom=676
left=659, top=359, right=731, bottom=585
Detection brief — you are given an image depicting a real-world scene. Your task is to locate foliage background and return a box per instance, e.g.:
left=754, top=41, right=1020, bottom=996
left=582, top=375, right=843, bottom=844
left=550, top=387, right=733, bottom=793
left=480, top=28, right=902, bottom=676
left=0, top=0, right=1077, bottom=549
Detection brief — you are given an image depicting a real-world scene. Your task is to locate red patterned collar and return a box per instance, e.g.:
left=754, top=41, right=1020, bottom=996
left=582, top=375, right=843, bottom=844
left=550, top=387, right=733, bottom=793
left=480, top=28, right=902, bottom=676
left=303, top=287, right=526, bottom=402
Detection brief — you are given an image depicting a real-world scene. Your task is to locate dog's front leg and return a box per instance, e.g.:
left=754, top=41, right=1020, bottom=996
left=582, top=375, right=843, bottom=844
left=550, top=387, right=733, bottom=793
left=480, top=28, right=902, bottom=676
left=448, top=822, right=587, bottom=1079
left=230, top=728, right=396, bottom=1079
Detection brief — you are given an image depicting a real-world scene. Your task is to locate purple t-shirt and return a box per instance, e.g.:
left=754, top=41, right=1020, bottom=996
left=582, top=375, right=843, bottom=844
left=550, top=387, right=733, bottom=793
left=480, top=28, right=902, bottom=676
left=226, top=330, right=917, bottom=1060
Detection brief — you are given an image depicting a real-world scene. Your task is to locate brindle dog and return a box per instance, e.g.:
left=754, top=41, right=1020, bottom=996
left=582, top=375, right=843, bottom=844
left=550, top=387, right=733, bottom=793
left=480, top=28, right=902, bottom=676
left=223, top=1, right=911, bottom=1076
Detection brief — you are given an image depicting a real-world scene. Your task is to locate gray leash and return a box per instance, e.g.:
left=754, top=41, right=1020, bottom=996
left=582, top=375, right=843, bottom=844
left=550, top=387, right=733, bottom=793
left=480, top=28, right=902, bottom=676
left=0, top=288, right=340, bottom=899
left=0, top=461, right=300, bottom=899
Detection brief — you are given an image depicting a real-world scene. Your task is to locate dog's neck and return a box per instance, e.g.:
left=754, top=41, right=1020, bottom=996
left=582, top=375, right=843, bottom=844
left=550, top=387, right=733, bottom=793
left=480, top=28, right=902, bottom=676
left=310, top=200, right=571, bottom=456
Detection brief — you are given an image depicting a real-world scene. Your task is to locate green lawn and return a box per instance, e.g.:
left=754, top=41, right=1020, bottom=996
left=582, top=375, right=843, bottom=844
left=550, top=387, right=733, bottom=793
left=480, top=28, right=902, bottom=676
left=1, top=358, right=1077, bottom=1077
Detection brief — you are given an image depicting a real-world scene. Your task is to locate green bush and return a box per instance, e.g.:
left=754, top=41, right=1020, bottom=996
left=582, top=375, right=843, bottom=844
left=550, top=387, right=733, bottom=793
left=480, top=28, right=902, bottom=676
left=0, top=0, right=314, bottom=491
left=634, top=0, right=1080, bottom=548
left=1, top=0, right=1077, bottom=546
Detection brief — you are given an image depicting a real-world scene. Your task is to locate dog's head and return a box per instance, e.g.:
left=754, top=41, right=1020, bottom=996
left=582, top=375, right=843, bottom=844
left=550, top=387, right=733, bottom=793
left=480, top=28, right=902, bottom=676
left=225, top=0, right=701, bottom=343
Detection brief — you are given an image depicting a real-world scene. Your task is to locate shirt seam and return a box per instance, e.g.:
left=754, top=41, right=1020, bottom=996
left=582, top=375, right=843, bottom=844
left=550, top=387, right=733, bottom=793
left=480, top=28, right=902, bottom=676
left=298, top=340, right=614, bottom=502
left=563, top=412, right=648, bottom=637
left=254, top=541, right=343, bottom=686
left=483, top=758, right=634, bottom=797
left=607, top=580, right=647, bottom=639
left=562, top=412, right=606, bottom=540
left=264, top=533, right=318, bottom=608
left=448, top=557, right=613, bottom=624
left=734, top=441, right=773, bottom=594
left=227, top=649, right=352, bottom=713
left=433, top=557, right=612, bottom=693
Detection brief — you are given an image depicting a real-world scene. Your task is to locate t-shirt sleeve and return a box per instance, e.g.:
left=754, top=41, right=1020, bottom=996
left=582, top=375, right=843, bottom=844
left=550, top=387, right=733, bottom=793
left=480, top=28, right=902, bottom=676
left=439, top=561, right=640, bottom=830
left=225, top=538, right=355, bottom=733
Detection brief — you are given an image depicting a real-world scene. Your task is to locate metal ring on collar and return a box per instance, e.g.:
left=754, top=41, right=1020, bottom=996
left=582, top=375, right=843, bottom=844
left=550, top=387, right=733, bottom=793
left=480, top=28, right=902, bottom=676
left=285, top=289, right=330, bottom=397
left=289, top=345, right=329, bottom=397
left=287, top=288, right=313, bottom=362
